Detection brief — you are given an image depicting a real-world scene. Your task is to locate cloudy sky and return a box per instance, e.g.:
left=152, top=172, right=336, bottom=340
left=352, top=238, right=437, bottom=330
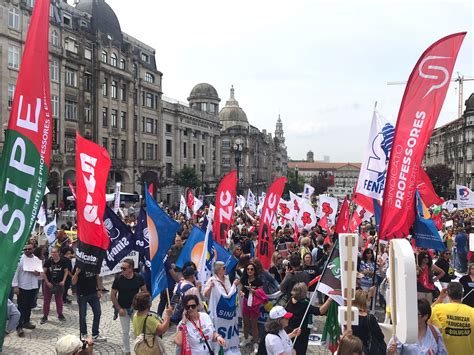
left=88, top=0, right=472, bottom=162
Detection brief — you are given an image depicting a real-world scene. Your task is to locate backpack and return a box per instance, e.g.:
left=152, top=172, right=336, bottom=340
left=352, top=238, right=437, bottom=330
left=257, top=331, right=280, bottom=355
left=170, top=282, right=194, bottom=323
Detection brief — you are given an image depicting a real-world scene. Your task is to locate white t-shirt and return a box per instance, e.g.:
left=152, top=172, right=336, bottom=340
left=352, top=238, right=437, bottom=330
left=184, top=312, right=215, bottom=355
left=265, top=329, right=292, bottom=355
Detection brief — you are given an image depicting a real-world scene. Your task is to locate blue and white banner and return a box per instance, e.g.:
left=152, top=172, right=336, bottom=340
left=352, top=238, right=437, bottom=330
left=134, top=207, right=149, bottom=268
left=104, top=206, right=135, bottom=270
left=356, top=111, right=394, bottom=200
left=456, top=185, right=474, bottom=209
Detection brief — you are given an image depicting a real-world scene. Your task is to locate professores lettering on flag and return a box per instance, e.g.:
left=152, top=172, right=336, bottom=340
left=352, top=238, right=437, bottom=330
left=387, top=111, right=426, bottom=210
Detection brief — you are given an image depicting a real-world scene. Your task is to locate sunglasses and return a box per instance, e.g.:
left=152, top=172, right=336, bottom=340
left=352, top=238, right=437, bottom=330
left=24, top=249, right=33, bottom=251
left=247, top=267, right=255, bottom=271
left=185, top=304, right=197, bottom=310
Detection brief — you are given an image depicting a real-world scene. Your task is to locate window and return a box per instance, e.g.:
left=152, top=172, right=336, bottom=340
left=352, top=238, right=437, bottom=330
left=101, top=50, right=108, bottom=63
left=133, top=115, right=138, bottom=132
left=51, top=95, right=59, bottom=117
left=146, top=143, right=154, bottom=160
left=26, top=0, right=35, bottom=8
left=84, top=105, right=91, bottom=123
left=200, top=103, right=207, bottom=111
left=111, top=139, right=118, bottom=159
left=84, top=73, right=92, bottom=91
left=64, top=37, right=78, bottom=53
left=65, top=100, right=77, bottom=121
left=202, top=145, right=205, bottom=156
left=50, top=59, right=59, bottom=82
left=8, top=84, right=15, bottom=109
left=183, top=129, right=188, bottom=136
left=110, top=53, right=117, bottom=67
left=141, top=53, right=149, bottom=63
left=120, top=84, right=127, bottom=101
left=8, top=45, right=20, bottom=69
left=8, top=8, right=19, bottom=30
left=166, top=163, right=172, bottom=178
left=145, top=93, right=154, bottom=108
left=183, top=142, right=187, bottom=158
left=121, top=140, right=126, bottom=159
left=145, top=118, right=153, bottom=133
left=65, top=68, right=77, bottom=87
left=222, top=140, right=230, bottom=148
left=102, top=107, right=108, bottom=127
left=166, top=124, right=172, bottom=133
left=111, top=81, right=118, bottom=99
left=84, top=48, right=92, bottom=60
left=133, top=141, right=137, bottom=159
left=102, top=78, right=108, bottom=96
left=63, top=13, right=72, bottom=27
left=166, top=140, right=172, bottom=157
left=65, top=135, right=76, bottom=154
left=111, top=109, right=118, bottom=128
left=193, top=144, right=196, bottom=159
left=145, top=72, right=155, bottom=83
left=51, top=30, right=59, bottom=46
left=119, top=58, right=126, bottom=70
left=120, top=111, right=126, bottom=130
left=133, top=63, right=137, bottom=77
left=222, top=158, right=231, bottom=166
left=102, top=138, right=108, bottom=149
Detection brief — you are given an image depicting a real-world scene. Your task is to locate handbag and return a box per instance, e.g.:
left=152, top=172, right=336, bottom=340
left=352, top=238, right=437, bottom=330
left=134, top=315, right=167, bottom=355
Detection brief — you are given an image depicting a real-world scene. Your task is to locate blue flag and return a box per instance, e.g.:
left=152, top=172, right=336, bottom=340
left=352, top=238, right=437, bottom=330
left=177, top=226, right=236, bottom=274
left=103, top=206, right=135, bottom=270
left=134, top=207, right=149, bottom=266
left=145, top=189, right=180, bottom=299
left=373, top=198, right=382, bottom=234
left=413, top=191, right=446, bottom=251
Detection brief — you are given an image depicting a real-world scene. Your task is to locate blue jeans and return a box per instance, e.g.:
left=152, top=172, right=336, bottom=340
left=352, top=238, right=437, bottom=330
left=77, top=293, right=101, bottom=336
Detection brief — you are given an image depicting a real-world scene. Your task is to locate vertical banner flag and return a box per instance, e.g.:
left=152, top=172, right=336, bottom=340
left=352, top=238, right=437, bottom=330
left=186, top=188, right=194, bottom=211
left=289, top=191, right=303, bottom=215
left=295, top=201, right=317, bottom=230
left=302, top=183, right=315, bottom=201
left=417, top=168, right=444, bottom=207
left=104, top=206, right=135, bottom=270
left=113, top=182, right=121, bottom=213
left=380, top=32, right=466, bottom=239
left=198, top=217, right=214, bottom=283
left=75, top=133, right=111, bottom=272
left=456, top=185, right=474, bottom=209
left=247, top=189, right=257, bottom=212
left=278, top=199, right=296, bottom=225
left=335, top=197, right=350, bottom=234
left=179, top=195, right=186, bottom=214
left=356, top=111, right=394, bottom=200
left=257, top=177, right=287, bottom=269
left=0, top=0, right=52, bottom=344
left=134, top=207, right=150, bottom=269
left=44, top=216, right=57, bottom=244
left=413, top=191, right=446, bottom=251
left=213, top=170, right=238, bottom=246
left=145, top=189, right=180, bottom=299
left=193, top=196, right=203, bottom=214
left=316, top=241, right=344, bottom=306
left=317, top=195, right=338, bottom=224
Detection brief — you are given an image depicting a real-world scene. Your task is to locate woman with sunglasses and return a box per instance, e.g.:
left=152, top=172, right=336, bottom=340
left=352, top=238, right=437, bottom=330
left=240, top=262, right=264, bottom=351
left=175, top=294, right=225, bottom=355
left=357, top=248, right=376, bottom=292
left=417, top=251, right=444, bottom=304
left=434, top=250, right=456, bottom=289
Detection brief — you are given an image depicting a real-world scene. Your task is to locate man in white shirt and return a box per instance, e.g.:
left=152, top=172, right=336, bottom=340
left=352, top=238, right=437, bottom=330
left=12, top=243, right=42, bottom=337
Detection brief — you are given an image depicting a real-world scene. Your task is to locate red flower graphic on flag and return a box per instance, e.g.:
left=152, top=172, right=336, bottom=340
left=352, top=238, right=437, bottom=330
left=293, top=200, right=300, bottom=213
left=358, top=208, right=366, bottom=220
left=302, top=212, right=312, bottom=227
left=322, top=202, right=333, bottom=216
left=279, top=203, right=290, bottom=216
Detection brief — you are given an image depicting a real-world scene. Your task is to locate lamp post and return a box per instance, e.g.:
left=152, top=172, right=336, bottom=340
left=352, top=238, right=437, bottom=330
left=295, top=165, right=299, bottom=191
left=233, top=141, right=243, bottom=194
left=200, top=157, right=206, bottom=197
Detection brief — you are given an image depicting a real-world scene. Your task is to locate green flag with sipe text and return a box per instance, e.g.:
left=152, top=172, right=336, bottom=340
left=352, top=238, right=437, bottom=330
left=0, top=0, right=52, bottom=348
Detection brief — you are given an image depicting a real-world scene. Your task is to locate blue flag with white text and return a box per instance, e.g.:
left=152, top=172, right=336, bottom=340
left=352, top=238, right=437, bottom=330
left=145, top=189, right=180, bottom=299
left=103, top=206, right=135, bottom=270
left=413, top=191, right=446, bottom=251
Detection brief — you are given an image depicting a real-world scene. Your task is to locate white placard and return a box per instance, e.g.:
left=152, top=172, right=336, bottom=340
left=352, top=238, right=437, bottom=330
left=470, top=233, right=474, bottom=252
left=445, top=220, right=453, bottom=228
left=114, top=182, right=121, bottom=213
left=23, top=256, right=43, bottom=273
left=99, top=250, right=139, bottom=277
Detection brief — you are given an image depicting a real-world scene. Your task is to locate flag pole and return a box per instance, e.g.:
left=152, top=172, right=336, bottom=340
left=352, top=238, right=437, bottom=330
left=166, top=288, right=171, bottom=306
left=389, top=241, right=397, bottom=339
left=292, top=239, right=339, bottom=346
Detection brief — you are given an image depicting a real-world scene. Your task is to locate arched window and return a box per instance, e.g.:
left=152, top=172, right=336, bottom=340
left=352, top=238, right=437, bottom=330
left=51, top=30, right=59, bottom=46
left=120, top=58, right=126, bottom=70
left=110, top=52, right=117, bottom=67
left=8, top=7, right=19, bottom=30
left=145, top=72, right=155, bottom=83
left=101, top=50, right=108, bottom=63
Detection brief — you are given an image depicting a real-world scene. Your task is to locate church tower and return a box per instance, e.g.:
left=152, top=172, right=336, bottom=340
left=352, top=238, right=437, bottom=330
left=275, top=114, right=286, bottom=147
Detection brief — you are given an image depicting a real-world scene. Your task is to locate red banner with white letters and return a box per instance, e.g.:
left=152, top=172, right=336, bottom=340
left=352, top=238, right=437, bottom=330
left=335, top=197, right=350, bottom=234
left=380, top=33, right=466, bottom=239
left=212, top=170, right=238, bottom=246
left=75, top=132, right=111, bottom=272
left=257, top=177, right=287, bottom=269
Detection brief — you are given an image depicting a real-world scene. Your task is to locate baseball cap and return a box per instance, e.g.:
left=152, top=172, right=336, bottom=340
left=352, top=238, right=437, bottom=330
left=269, top=306, right=293, bottom=320
left=55, top=335, right=83, bottom=355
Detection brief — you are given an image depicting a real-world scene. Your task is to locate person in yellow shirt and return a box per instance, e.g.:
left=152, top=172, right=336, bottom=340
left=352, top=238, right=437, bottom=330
left=430, top=282, right=474, bottom=355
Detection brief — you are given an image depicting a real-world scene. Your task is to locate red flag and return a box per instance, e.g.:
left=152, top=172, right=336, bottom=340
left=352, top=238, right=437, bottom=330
left=380, top=33, right=466, bottom=239
left=213, top=171, right=238, bottom=246
left=67, top=179, right=77, bottom=199
left=318, top=215, right=331, bottom=235
left=186, top=189, right=194, bottom=211
left=257, top=177, right=287, bottom=269
left=335, top=197, right=350, bottom=234
left=353, top=192, right=374, bottom=214
left=432, top=211, right=443, bottom=230
left=417, top=168, right=444, bottom=207
left=75, top=132, right=111, bottom=272
left=148, top=183, right=154, bottom=196
left=348, top=212, right=362, bottom=233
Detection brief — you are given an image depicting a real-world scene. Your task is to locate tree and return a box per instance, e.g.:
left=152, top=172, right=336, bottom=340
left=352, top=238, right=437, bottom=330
left=425, top=164, right=453, bottom=197
left=311, top=172, right=331, bottom=195
left=174, top=166, right=201, bottom=189
left=283, top=168, right=305, bottom=196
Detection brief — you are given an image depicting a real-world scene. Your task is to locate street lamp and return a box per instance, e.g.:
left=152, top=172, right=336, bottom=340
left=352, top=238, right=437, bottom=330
left=233, top=141, right=243, bottom=194
left=200, top=157, right=206, bottom=197
left=295, top=165, right=299, bottom=191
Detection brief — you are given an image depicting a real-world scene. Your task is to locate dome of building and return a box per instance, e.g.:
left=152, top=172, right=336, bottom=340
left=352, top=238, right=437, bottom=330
left=219, top=86, right=248, bottom=129
left=188, top=83, right=220, bottom=101
left=465, top=93, right=474, bottom=114
left=76, top=0, right=122, bottom=45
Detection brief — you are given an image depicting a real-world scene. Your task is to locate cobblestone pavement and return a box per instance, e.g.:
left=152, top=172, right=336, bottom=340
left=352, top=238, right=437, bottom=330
left=2, top=276, right=331, bottom=354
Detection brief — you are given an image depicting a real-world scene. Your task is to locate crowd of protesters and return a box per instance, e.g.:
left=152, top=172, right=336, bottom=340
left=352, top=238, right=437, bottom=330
left=3, top=199, right=474, bottom=355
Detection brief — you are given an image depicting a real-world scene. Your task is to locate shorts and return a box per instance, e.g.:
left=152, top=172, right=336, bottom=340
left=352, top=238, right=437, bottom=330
left=242, top=298, right=260, bottom=318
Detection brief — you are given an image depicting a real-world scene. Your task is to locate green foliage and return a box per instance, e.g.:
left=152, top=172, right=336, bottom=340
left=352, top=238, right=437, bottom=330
left=284, top=168, right=305, bottom=196
left=174, top=166, right=201, bottom=189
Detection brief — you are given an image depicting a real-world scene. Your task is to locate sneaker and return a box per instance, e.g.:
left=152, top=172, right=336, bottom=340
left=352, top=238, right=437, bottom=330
left=17, top=329, right=24, bottom=338
left=80, top=334, right=88, bottom=342
left=92, top=333, right=107, bottom=342
left=58, top=314, right=66, bottom=322
left=40, top=316, right=48, bottom=325
left=23, top=322, right=36, bottom=330
left=240, top=338, right=252, bottom=347
left=253, top=343, right=259, bottom=353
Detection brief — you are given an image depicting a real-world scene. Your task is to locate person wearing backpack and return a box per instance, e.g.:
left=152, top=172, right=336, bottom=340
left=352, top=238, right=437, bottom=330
left=259, top=306, right=300, bottom=355
left=171, top=266, right=202, bottom=324
left=387, top=298, right=447, bottom=354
